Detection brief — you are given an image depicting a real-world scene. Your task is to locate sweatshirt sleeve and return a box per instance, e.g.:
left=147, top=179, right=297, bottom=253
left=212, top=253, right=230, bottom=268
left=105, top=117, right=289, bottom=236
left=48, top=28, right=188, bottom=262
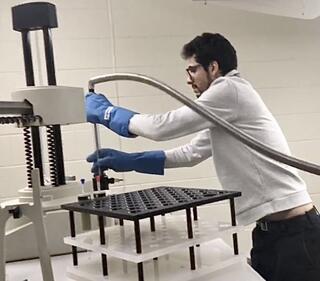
left=164, top=130, right=212, bottom=168
left=128, top=78, right=238, bottom=141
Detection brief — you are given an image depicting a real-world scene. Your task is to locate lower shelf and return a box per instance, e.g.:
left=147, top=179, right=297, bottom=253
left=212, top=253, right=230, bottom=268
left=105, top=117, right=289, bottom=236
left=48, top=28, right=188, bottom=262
left=64, top=215, right=243, bottom=263
left=66, top=239, right=264, bottom=281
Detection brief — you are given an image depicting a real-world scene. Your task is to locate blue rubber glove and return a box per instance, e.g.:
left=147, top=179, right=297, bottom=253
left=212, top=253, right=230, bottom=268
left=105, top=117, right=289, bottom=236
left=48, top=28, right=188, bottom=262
left=87, top=148, right=166, bottom=175
left=85, top=93, right=137, bottom=137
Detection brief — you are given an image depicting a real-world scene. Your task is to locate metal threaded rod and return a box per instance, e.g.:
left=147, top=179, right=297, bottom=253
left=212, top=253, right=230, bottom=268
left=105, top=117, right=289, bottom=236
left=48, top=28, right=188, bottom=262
left=47, top=125, right=58, bottom=186
left=23, top=127, right=33, bottom=188
left=0, top=115, right=42, bottom=187
left=89, top=73, right=320, bottom=176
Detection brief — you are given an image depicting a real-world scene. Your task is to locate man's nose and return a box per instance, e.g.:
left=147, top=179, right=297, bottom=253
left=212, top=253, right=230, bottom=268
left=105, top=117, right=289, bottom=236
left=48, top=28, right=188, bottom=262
left=186, top=75, right=193, bottom=84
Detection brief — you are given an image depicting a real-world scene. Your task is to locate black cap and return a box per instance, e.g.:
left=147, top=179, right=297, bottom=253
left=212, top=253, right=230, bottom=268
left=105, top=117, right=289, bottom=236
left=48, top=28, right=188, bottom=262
left=12, top=2, right=58, bottom=31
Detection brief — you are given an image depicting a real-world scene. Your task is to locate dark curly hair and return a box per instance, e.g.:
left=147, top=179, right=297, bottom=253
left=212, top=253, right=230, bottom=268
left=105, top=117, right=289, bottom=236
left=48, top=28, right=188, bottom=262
left=181, top=33, right=237, bottom=75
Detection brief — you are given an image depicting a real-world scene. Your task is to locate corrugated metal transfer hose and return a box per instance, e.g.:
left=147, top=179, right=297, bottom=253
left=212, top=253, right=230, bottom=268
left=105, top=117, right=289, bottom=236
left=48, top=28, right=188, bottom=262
left=89, top=73, right=320, bottom=176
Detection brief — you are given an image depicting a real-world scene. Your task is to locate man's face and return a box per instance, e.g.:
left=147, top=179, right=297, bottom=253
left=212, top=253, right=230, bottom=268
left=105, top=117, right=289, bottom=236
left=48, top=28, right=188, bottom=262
left=185, top=56, right=214, bottom=98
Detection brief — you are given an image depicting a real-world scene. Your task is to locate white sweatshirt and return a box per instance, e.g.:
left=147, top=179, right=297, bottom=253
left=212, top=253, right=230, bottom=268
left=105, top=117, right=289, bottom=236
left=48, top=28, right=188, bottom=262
left=129, top=70, right=311, bottom=225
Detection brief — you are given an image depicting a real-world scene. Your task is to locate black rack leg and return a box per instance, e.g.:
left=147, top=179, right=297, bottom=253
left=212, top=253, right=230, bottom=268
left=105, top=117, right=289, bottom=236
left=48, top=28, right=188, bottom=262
left=98, top=216, right=108, bottom=276
left=150, top=216, right=155, bottom=231
left=229, top=198, right=239, bottom=255
left=193, top=207, right=200, bottom=247
left=192, top=207, right=198, bottom=221
left=120, top=218, right=124, bottom=226
left=137, top=263, right=144, bottom=281
left=150, top=216, right=158, bottom=261
left=134, top=220, right=144, bottom=281
left=186, top=208, right=196, bottom=270
left=69, top=211, right=78, bottom=266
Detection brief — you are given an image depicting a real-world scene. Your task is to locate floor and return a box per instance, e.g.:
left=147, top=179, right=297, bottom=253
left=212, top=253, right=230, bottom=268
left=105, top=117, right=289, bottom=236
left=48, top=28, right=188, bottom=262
left=5, top=253, right=73, bottom=281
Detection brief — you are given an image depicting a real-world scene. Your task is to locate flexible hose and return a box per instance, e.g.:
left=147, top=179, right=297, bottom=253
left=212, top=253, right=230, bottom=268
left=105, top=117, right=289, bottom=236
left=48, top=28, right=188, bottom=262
left=88, top=73, right=320, bottom=176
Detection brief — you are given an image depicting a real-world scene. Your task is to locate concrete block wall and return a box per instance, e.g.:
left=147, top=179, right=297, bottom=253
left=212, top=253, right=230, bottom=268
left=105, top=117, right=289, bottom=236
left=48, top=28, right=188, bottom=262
left=0, top=0, right=319, bottom=255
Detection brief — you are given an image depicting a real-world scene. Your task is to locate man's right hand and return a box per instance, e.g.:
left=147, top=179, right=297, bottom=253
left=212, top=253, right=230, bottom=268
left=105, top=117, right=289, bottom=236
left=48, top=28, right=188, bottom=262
left=85, top=92, right=138, bottom=137
left=86, top=93, right=113, bottom=124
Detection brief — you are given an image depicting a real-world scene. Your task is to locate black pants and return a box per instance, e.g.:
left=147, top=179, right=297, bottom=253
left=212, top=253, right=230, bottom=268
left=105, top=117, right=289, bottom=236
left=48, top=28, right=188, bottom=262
left=251, top=207, right=320, bottom=281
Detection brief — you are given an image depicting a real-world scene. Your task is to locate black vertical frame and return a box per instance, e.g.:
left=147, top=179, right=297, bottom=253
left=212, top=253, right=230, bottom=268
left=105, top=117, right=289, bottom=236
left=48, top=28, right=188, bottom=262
left=12, top=2, right=65, bottom=187
left=43, top=27, right=65, bottom=185
left=21, top=30, right=44, bottom=186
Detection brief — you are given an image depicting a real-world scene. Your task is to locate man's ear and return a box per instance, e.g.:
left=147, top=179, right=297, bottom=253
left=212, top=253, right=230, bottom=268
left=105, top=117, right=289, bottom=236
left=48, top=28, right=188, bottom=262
left=211, top=61, right=219, bottom=72
left=210, top=61, right=220, bottom=78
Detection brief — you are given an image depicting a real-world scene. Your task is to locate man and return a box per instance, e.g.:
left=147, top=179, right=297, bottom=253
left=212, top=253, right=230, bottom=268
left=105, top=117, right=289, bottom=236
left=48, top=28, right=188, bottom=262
left=85, top=33, right=320, bottom=281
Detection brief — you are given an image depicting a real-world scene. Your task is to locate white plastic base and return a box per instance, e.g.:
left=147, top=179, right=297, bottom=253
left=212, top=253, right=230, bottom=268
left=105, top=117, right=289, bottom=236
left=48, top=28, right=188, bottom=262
left=64, top=215, right=243, bottom=263
left=66, top=239, right=265, bottom=281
